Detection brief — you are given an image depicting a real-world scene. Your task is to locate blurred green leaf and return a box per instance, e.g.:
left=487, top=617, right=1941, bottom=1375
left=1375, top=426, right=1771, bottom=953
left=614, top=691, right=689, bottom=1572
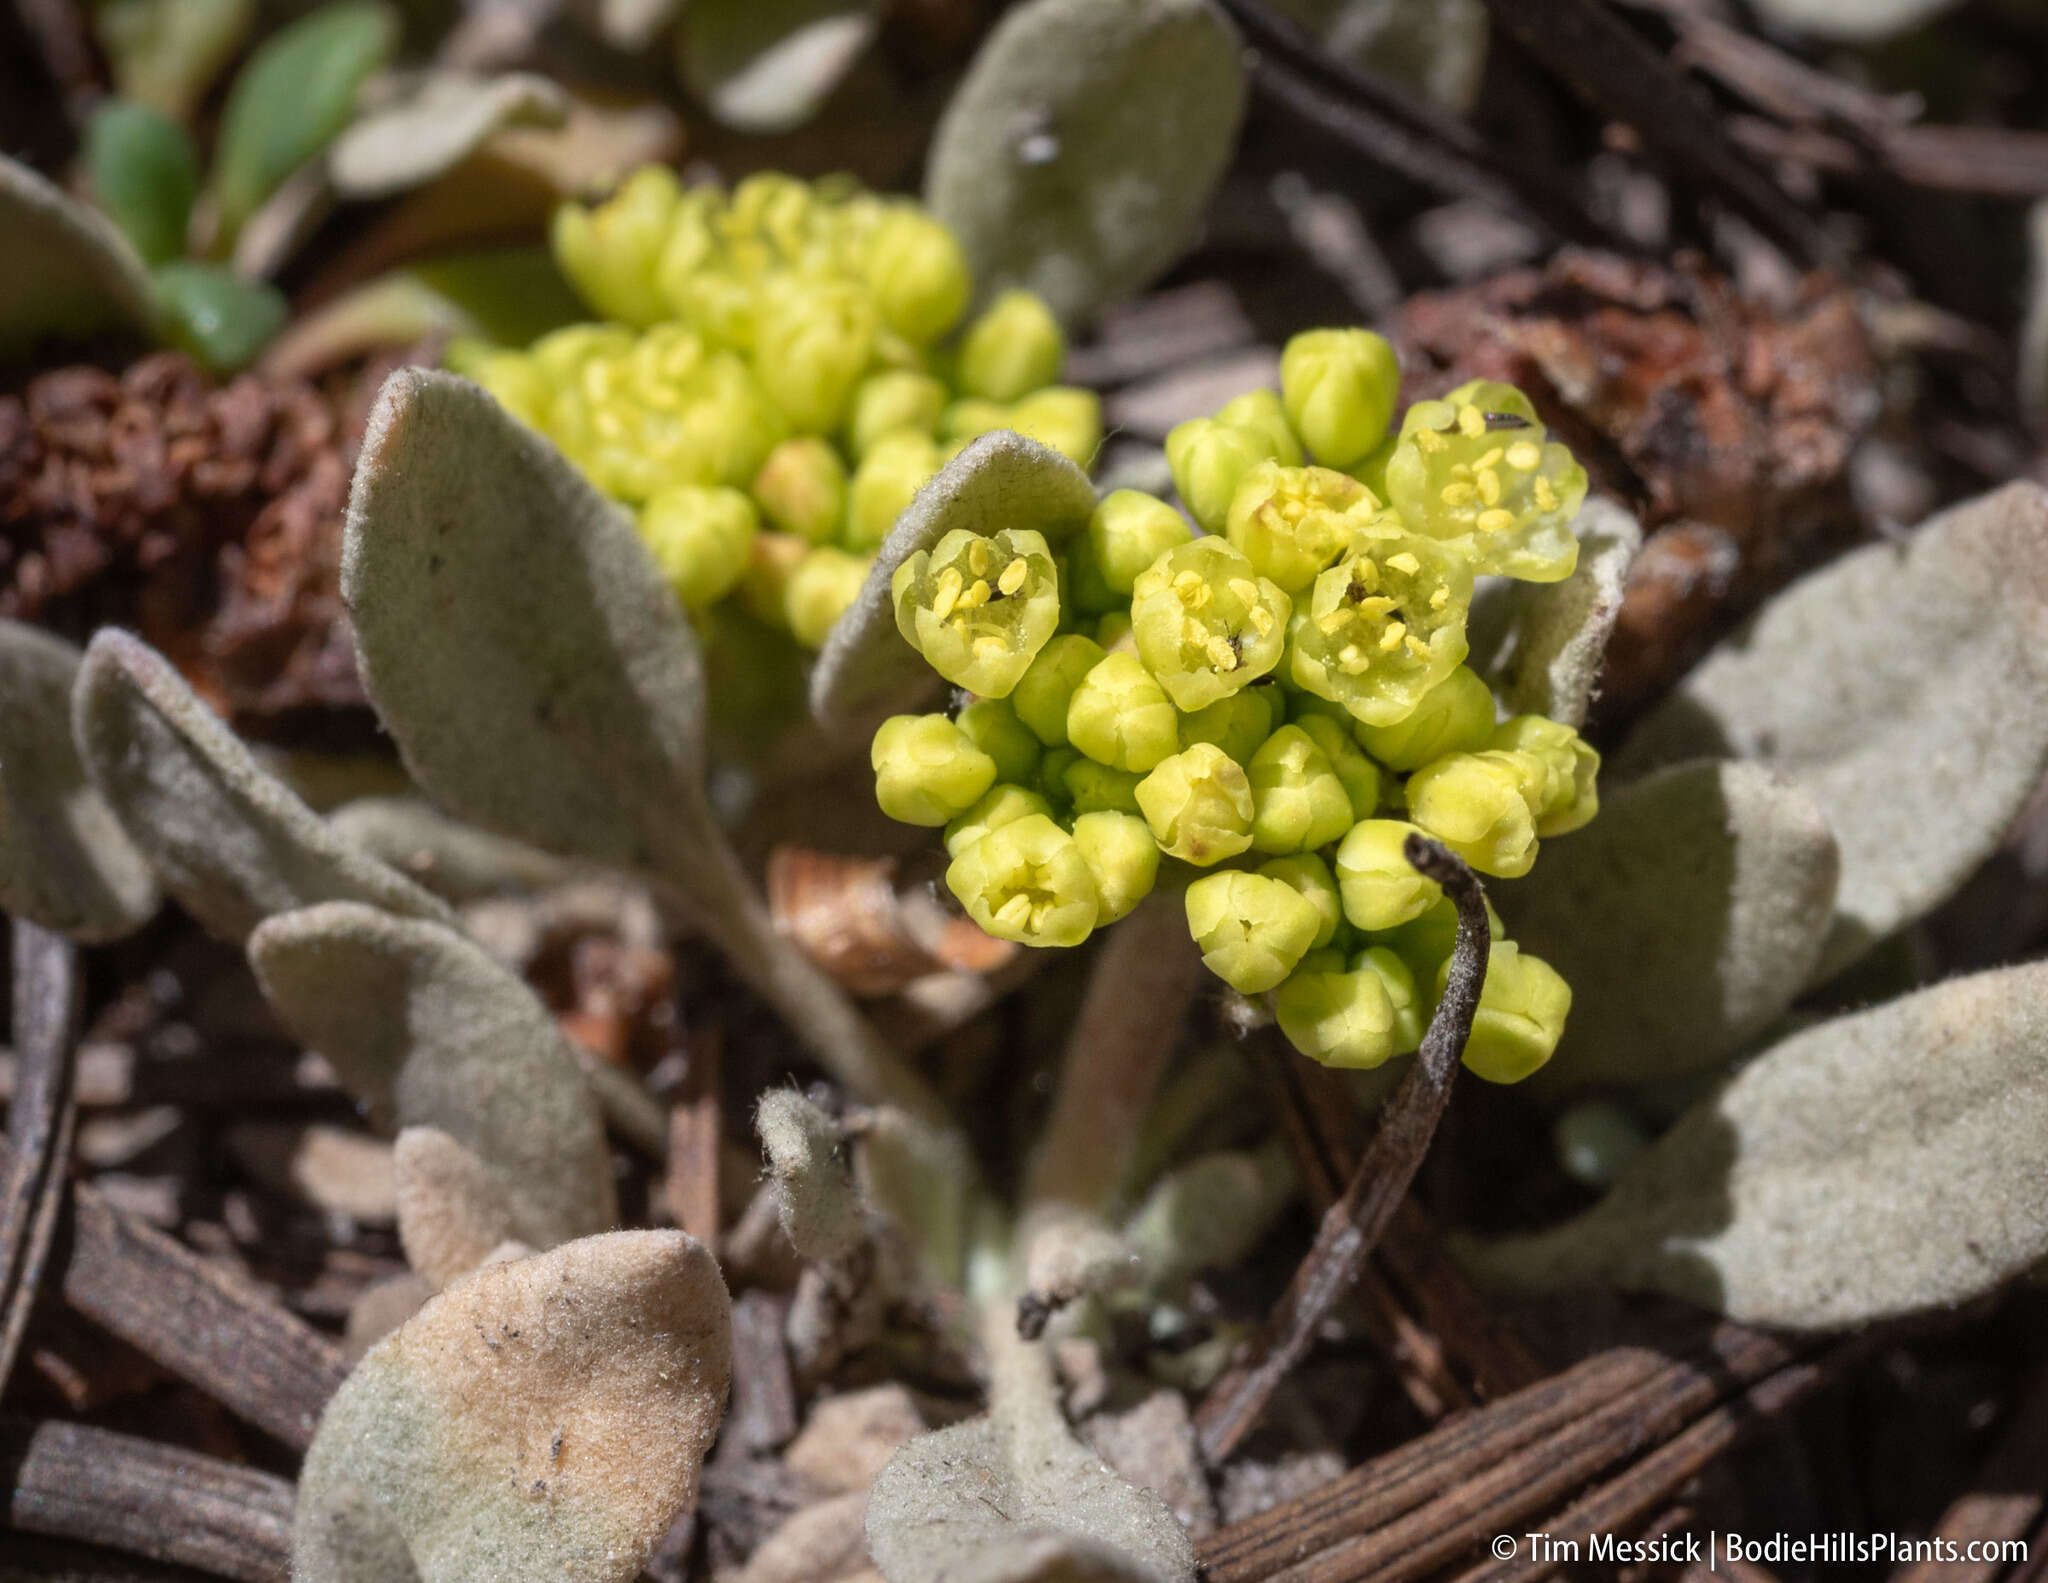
left=95, top=0, right=257, bottom=121
left=85, top=99, right=201, bottom=266
left=926, top=0, right=1246, bottom=327
left=212, top=1, right=399, bottom=238
left=679, top=0, right=884, bottom=135
left=151, top=260, right=290, bottom=373
left=0, top=152, right=155, bottom=356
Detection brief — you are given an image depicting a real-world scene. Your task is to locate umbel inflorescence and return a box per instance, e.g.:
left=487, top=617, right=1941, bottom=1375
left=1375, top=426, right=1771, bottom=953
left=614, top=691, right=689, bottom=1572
left=877, top=331, right=1600, bottom=1084
left=452, top=168, right=1098, bottom=648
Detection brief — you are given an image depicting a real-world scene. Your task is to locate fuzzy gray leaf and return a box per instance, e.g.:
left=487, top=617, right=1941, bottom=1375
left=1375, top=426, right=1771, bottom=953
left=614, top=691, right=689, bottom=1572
left=0, top=622, right=159, bottom=941
left=329, top=796, right=572, bottom=901
left=1502, top=761, right=1840, bottom=1091
left=73, top=630, right=450, bottom=942
left=344, top=368, right=711, bottom=880
left=925, top=0, right=1246, bottom=327
left=811, top=430, right=1096, bottom=732
left=0, top=152, right=156, bottom=355
left=679, top=0, right=884, bottom=134
left=1491, top=496, right=1642, bottom=729
left=1464, top=960, right=2048, bottom=1328
left=295, top=1231, right=731, bottom=1583
left=756, top=1090, right=863, bottom=1262
left=1618, top=482, right=2048, bottom=982
left=393, top=1126, right=524, bottom=1289
left=248, top=901, right=616, bottom=1252
left=327, top=71, right=568, bottom=199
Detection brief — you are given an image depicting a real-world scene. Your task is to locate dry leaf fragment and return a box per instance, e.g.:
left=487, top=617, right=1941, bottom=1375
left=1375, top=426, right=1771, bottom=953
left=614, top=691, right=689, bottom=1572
left=295, top=1230, right=732, bottom=1583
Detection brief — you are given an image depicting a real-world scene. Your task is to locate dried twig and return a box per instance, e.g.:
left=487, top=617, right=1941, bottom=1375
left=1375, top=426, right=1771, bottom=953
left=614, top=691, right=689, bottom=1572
left=1479, top=0, right=1842, bottom=270
left=1195, top=837, right=1487, bottom=1464
left=1198, top=1323, right=1804, bottom=1583
left=1725, top=117, right=2048, bottom=200
left=0, top=1417, right=294, bottom=1583
left=0, top=921, right=80, bottom=1397
left=666, top=1024, right=723, bottom=1246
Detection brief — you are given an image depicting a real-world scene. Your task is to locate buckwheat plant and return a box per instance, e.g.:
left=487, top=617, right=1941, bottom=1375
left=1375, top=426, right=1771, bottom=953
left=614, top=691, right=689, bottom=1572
left=875, top=329, right=1597, bottom=1085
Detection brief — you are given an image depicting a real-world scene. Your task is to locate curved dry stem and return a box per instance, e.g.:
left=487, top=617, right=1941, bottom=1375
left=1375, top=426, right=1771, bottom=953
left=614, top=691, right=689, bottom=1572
left=1193, top=835, right=1489, bottom=1464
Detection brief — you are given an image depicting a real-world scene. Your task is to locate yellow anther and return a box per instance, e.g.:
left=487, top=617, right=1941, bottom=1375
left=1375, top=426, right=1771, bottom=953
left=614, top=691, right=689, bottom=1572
left=1317, top=610, right=1352, bottom=635
left=931, top=567, right=963, bottom=620
left=1338, top=647, right=1368, bottom=674
left=961, top=578, right=992, bottom=609
left=1250, top=606, right=1275, bottom=636
left=1352, top=558, right=1380, bottom=592
left=1227, top=577, right=1261, bottom=604
left=1386, top=552, right=1421, bottom=576
left=968, top=539, right=991, bottom=577
left=1440, top=482, right=1477, bottom=507
left=1506, top=441, right=1541, bottom=470
left=1379, top=621, right=1407, bottom=652
left=1456, top=404, right=1486, bottom=438
left=1430, top=586, right=1450, bottom=611
left=1172, top=569, right=1203, bottom=593
left=1405, top=635, right=1430, bottom=660
left=1415, top=429, right=1448, bottom=454
left=1476, top=508, right=1515, bottom=534
left=1358, top=595, right=1396, bottom=617
left=997, top=558, right=1028, bottom=596
left=1207, top=637, right=1240, bottom=671
left=995, top=895, right=1032, bottom=929
left=1475, top=447, right=1504, bottom=470
left=1533, top=477, right=1560, bottom=512
left=974, top=635, right=1007, bottom=660
left=1477, top=469, right=1502, bottom=506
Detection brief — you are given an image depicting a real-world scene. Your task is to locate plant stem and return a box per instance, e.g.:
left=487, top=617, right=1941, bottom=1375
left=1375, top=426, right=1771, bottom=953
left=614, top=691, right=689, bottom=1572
left=1194, top=836, right=1490, bottom=1465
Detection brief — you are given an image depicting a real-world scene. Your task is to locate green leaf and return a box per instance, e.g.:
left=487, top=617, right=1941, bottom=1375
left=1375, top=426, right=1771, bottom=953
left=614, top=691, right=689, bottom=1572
left=72, top=629, right=451, bottom=943
left=212, top=1, right=399, bottom=237
left=1617, top=481, right=2048, bottom=983
left=1463, top=960, right=2048, bottom=1328
left=151, top=259, right=289, bottom=373
left=248, top=901, right=617, bottom=1251
left=810, top=430, right=1098, bottom=732
left=327, top=71, right=568, bottom=200
left=1500, top=761, right=1840, bottom=1091
left=0, top=152, right=155, bottom=356
left=84, top=99, right=201, bottom=266
left=295, top=1231, right=730, bottom=1583
left=678, top=0, right=884, bottom=134
left=95, top=0, right=256, bottom=121
left=925, top=0, right=1246, bottom=327
left=0, top=621, right=159, bottom=942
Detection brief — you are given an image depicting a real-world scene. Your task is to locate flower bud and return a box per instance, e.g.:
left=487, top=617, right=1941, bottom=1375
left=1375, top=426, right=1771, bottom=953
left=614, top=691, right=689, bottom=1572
left=785, top=545, right=871, bottom=649
left=1404, top=750, right=1542, bottom=878
left=1257, top=852, right=1342, bottom=949
left=737, top=531, right=810, bottom=628
left=466, top=348, right=550, bottom=430
left=1178, top=687, right=1276, bottom=766
left=1088, top=490, right=1194, bottom=596
left=944, top=783, right=1051, bottom=858
left=1035, top=746, right=1081, bottom=808
left=1383, top=380, right=1586, bottom=582
left=956, top=697, right=1042, bottom=785
left=1165, top=416, right=1287, bottom=532
left=1009, top=634, right=1106, bottom=746
left=1068, top=652, right=1181, bottom=773
left=1286, top=527, right=1473, bottom=726
left=1354, top=945, right=1424, bottom=1055
left=938, top=397, right=1012, bottom=447
left=1061, top=758, right=1145, bottom=816
left=1293, top=715, right=1382, bottom=821
left=1010, top=387, right=1102, bottom=468
left=639, top=484, right=758, bottom=608
left=864, top=206, right=972, bottom=344
left=1491, top=715, right=1600, bottom=836
left=551, top=164, right=680, bottom=327
left=1185, top=870, right=1323, bottom=994
left=1279, top=327, right=1399, bottom=468
left=1247, top=724, right=1354, bottom=854
left=1441, top=940, right=1571, bottom=1083
left=1225, top=460, right=1372, bottom=593
left=1072, top=810, right=1160, bottom=924
left=1059, top=533, right=1121, bottom=618
left=752, top=275, right=878, bottom=435
left=846, top=370, right=947, bottom=460
left=872, top=713, right=998, bottom=826
left=891, top=527, right=1061, bottom=696
left=1273, top=957, right=1399, bottom=1070
left=1334, top=819, right=1442, bottom=931
left=845, top=430, right=942, bottom=551
left=1215, top=389, right=1306, bottom=469
left=751, top=437, right=847, bottom=545
left=1131, top=538, right=1291, bottom=712
left=946, top=812, right=1099, bottom=947
left=642, top=351, right=787, bottom=495
left=1353, top=665, right=1495, bottom=770
left=1136, top=742, right=1255, bottom=866
left=1096, top=610, right=1136, bottom=653
left=958, top=289, right=1066, bottom=401
left=1374, top=891, right=1503, bottom=986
